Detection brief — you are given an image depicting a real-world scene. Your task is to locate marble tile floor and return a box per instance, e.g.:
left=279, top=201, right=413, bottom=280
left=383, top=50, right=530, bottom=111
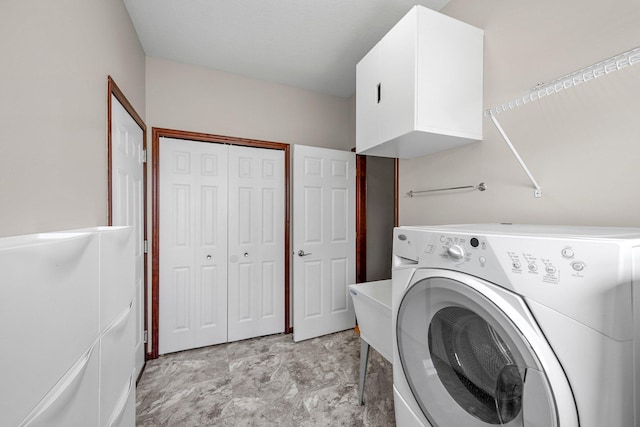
left=136, top=329, right=395, bottom=426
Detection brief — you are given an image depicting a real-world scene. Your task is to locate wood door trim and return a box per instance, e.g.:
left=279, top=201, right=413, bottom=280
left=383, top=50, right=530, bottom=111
left=151, top=127, right=291, bottom=359
left=107, top=76, right=149, bottom=364
left=355, top=154, right=367, bottom=283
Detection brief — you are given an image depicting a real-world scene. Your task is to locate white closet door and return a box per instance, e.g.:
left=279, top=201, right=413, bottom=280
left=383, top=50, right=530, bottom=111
left=227, top=145, right=285, bottom=342
left=159, top=138, right=229, bottom=354
left=292, top=145, right=356, bottom=342
left=110, top=94, right=145, bottom=378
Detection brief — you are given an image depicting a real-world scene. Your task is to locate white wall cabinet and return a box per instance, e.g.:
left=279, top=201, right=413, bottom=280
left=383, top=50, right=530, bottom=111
left=356, top=5, right=484, bottom=159
left=0, top=227, right=135, bottom=427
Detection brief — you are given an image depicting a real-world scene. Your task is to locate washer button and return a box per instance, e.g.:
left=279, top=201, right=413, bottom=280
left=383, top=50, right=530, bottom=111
left=571, top=261, right=585, bottom=272
left=512, top=261, right=521, bottom=269
left=545, top=265, right=556, bottom=274
left=528, top=263, right=538, bottom=272
left=562, top=248, right=574, bottom=258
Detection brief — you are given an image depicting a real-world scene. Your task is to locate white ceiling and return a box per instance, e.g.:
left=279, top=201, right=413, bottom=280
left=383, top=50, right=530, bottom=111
left=123, top=0, right=449, bottom=98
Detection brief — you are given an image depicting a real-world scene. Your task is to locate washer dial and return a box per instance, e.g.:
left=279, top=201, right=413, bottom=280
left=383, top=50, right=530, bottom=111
left=447, top=245, right=465, bottom=260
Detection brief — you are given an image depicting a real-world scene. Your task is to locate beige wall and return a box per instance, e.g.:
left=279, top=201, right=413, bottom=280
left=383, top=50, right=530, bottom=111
left=145, top=57, right=353, bottom=348
left=0, top=0, right=145, bottom=237
left=146, top=57, right=352, bottom=150
left=399, top=0, right=640, bottom=227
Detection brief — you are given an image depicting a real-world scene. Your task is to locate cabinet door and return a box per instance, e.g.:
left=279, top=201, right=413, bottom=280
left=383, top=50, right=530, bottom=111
left=0, top=233, right=100, bottom=427
left=100, top=302, right=135, bottom=427
left=20, top=344, right=100, bottom=427
left=355, top=43, right=381, bottom=154
left=415, top=6, right=483, bottom=138
left=378, top=9, right=417, bottom=145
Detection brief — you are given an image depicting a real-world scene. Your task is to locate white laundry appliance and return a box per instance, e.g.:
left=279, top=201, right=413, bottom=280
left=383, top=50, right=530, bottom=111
left=391, top=224, right=640, bottom=427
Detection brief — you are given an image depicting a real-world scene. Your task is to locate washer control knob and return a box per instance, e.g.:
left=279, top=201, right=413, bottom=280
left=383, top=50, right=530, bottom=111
left=447, top=245, right=465, bottom=260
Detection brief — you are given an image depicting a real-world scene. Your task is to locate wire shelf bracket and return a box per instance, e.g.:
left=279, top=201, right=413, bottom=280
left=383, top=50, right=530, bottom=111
left=489, top=114, right=542, bottom=198
left=484, top=46, right=640, bottom=199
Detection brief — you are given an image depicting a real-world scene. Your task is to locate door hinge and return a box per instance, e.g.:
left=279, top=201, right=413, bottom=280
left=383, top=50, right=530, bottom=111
left=143, top=330, right=148, bottom=343
left=144, top=240, right=148, bottom=254
left=142, top=149, right=148, bottom=163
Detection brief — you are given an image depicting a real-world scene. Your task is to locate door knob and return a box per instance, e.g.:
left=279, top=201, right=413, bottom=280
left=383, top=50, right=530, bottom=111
left=244, top=252, right=249, bottom=257
left=297, top=250, right=312, bottom=257
left=206, top=254, right=212, bottom=260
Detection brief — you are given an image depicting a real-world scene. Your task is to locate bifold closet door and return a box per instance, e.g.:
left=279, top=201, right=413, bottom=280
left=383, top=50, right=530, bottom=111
left=159, top=139, right=285, bottom=354
left=159, top=138, right=229, bottom=355
left=227, top=146, right=285, bottom=342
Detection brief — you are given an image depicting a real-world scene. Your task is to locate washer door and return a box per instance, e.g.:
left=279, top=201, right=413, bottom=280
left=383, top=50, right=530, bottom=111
left=396, top=270, right=577, bottom=427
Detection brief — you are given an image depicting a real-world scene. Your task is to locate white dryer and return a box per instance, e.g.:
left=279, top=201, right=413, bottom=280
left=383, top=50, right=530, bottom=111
left=391, top=224, right=640, bottom=427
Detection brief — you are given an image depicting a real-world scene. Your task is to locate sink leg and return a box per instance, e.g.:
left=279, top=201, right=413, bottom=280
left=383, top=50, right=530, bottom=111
left=358, top=338, right=370, bottom=406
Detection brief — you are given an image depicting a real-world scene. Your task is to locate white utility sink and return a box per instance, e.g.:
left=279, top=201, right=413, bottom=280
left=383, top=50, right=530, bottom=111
left=349, top=279, right=392, bottom=405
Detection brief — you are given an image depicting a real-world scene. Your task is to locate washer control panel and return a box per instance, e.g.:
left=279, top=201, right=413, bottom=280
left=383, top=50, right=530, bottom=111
left=393, top=226, right=632, bottom=341
left=394, top=228, right=620, bottom=288
left=408, top=231, right=601, bottom=287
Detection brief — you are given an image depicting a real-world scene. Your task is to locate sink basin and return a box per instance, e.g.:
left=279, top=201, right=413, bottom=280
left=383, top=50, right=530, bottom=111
left=349, top=279, right=392, bottom=362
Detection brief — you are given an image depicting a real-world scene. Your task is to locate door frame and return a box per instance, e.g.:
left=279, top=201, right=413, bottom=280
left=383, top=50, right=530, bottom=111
left=106, top=76, right=148, bottom=365
left=150, top=127, right=291, bottom=359
left=354, top=155, right=398, bottom=283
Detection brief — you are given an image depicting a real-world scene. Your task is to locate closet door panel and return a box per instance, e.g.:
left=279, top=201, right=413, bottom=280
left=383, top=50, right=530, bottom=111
left=228, top=146, right=285, bottom=342
left=159, top=138, right=228, bottom=354
left=193, top=145, right=229, bottom=348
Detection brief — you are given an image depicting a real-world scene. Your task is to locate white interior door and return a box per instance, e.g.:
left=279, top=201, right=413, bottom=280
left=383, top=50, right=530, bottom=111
left=159, top=138, right=228, bottom=355
left=110, top=94, right=145, bottom=378
left=293, top=145, right=356, bottom=342
left=227, top=145, right=285, bottom=342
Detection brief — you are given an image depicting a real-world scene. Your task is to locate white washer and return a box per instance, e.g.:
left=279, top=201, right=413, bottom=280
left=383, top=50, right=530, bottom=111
left=392, top=224, right=640, bottom=427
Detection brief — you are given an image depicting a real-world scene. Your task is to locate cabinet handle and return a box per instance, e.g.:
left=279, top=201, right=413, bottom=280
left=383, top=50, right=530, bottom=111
left=377, top=83, right=382, bottom=104
left=103, top=300, right=134, bottom=336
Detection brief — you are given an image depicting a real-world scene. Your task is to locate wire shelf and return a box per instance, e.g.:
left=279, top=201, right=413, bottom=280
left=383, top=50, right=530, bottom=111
left=485, top=46, right=640, bottom=117
left=483, top=46, right=640, bottom=198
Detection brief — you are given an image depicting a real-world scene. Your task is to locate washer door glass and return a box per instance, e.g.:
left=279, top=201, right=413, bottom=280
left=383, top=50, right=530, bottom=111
left=429, top=306, right=523, bottom=424
left=397, top=276, right=545, bottom=426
